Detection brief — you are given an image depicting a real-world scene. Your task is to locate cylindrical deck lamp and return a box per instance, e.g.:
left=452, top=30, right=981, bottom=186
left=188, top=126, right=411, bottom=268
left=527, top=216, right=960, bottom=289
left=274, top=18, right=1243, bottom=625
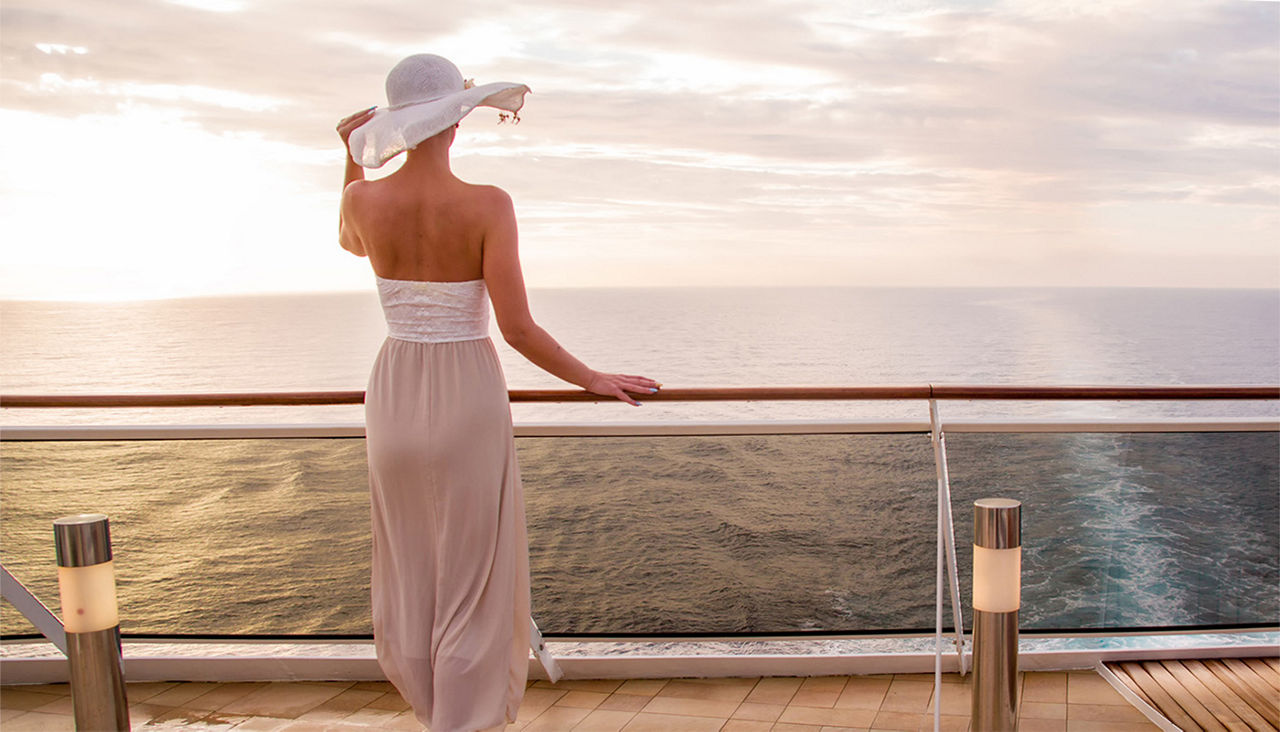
left=971, top=498, right=1020, bottom=731
left=55, top=514, right=130, bottom=731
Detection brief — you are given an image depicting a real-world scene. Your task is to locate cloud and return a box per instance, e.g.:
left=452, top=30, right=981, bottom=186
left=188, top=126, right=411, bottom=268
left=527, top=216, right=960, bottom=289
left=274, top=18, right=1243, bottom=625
left=0, top=0, right=1276, bottom=294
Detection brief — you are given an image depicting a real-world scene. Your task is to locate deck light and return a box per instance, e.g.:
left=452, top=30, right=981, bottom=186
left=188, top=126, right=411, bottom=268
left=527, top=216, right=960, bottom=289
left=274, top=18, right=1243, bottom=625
left=971, top=498, right=1020, bottom=732
left=55, top=513, right=130, bottom=731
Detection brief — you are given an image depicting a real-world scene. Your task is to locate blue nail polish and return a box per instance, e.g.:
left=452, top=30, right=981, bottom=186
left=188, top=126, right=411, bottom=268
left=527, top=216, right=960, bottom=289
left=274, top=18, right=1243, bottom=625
left=649, top=388, right=658, bottom=393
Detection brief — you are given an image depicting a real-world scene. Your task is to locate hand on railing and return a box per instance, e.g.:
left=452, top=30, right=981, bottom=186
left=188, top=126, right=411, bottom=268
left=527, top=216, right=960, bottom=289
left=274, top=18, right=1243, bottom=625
left=586, top=372, right=661, bottom=407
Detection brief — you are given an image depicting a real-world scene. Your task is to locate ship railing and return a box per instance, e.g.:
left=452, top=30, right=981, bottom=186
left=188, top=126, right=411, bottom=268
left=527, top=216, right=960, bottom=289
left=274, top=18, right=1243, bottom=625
left=1, top=384, right=1277, bottom=683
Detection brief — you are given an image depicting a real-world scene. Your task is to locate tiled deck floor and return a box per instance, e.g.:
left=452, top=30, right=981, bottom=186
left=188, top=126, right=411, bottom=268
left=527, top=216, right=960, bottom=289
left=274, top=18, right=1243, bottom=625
left=1, top=671, right=1158, bottom=731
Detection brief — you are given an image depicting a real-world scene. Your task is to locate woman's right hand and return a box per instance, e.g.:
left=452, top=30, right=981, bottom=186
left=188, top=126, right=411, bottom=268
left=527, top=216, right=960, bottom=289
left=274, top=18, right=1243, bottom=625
left=587, top=372, right=661, bottom=407
left=336, top=107, right=377, bottom=152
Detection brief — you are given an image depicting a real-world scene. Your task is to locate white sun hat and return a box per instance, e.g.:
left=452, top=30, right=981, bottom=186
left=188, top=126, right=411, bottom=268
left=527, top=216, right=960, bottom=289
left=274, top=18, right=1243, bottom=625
left=348, top=54, right=530, bottom=168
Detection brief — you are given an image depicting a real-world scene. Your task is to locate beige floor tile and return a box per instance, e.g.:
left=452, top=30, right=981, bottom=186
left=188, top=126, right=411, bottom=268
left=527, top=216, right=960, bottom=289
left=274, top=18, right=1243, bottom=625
left=719, top=721, right=772, bottom=732
left=1, top=689, right=63, bottom=712
left=141, top=706, right=234, bottom=729
left=1064, top=721, right=1158, bottom=732
left=802, top=677, right=851, bottom=691
left=658, top=679, right=753, bottom=703
left=731, top=701, right=784, bottom=722
left=3, top=708, right=30, bottom=722
left=818, top=727, right=870, bottom=732
left=0, top=711, right=75, bottom=731
left=1066, top=674, right=1127, bottom=706
left=385, top=710, right=427, bottom=730
left=277, top=721, right=349, bottom=732
left=870, top=710, right=927, bottom=730
left=556, top=690, right=610, bottom=709
left=522, top=705, right=592, bottom=731
left=294, top=688, right=383, bottom=722
left=1017, top=719, right=1067, bottom=732
left=1023, top=673, right=1068, bottom=704
left=598, top=694, right=648, bottom=713
left=779, top=704, right=878, bottom=728
left=772, top=723, right=823, bottom=731
left=834, top=677, right=891, bottom=710
left=615, top=680, right=669, bottom=696
left=222, top=683, right=345, bottom=720
left=931, top=714, right=970, bottom=731
left=745, top=677, right=802, bottom=705
left=685, top=676, right=760, bottom=688
left=514, top=687, right=568, bottom=725
left=30, top=695, right=74, bottom=716
left=127, top=701, right=174, bottom=727
left=924, top=680, right=970, bottom=715
left=185, top=682, right=270, bottom=711
left=348, top=681, right=395, bottom=693
left=879, top=680, right=933, bottom=713
left=1020, top=701, right=1067, bottom=719
left=147, top=681, right=224, bottom=708
left=340, top=704, right=405, bottom=727
left=641, top=695, right=740, bottom=718
left=534, top=679, right=625, bottom=693
left=892, top=673, right=963, bottom=684
left=790, top=677, right=849, bottom=708
left=125, top=682, right=182, bottom=703
left=364, top=690, right=411, bottom=712
left=1067, top=703, right=1152, bottom=724
left=224, top=715, right=294, bottom=731
left=10, top=685, right=69, bottom=697
left=619, top=712, right=725, bottom=731
left=570, top=708, right=637, bottom=731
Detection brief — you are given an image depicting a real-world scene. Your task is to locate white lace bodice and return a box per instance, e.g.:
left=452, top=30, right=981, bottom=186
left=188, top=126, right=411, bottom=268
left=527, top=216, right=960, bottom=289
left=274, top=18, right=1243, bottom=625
left=376, top=276, right=490, bottom=343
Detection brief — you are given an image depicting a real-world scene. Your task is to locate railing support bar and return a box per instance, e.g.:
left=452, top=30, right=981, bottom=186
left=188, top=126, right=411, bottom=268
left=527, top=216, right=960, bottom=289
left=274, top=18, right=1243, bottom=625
left=934, top=427, right=944, bottom=732
left=929, top=400, right=967, bottom=672
left=0, top=565, right=67, bottom=654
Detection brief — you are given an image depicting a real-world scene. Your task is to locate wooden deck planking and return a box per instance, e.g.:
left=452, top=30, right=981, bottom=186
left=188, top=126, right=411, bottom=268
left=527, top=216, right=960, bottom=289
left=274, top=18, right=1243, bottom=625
left=1210, top=659, right=1280, bottom=722
left=1181, top=659, right=1275, bottom=732
left=1145, top=661, right=1230, bottom=731
left=1106, top=658, right=1279, bottom=732
left=1112, top=662, right=1161, bottom=710
left=1243, top=659, right=1280, bottom=694
left=1118, top=661, right=1206, bottom=731
left=1159, top=660, right=1251, bottom=732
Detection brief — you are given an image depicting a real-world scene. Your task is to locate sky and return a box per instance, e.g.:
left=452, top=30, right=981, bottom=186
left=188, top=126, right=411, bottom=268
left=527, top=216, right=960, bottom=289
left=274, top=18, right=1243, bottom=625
left=1, top=0, right=1277, bottom=300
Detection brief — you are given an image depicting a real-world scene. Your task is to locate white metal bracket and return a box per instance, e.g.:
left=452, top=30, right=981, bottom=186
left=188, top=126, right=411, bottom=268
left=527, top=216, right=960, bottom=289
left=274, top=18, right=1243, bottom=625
left=529, top=616, right=562, bottom=683
left=1, top=565, right=66, bottom=655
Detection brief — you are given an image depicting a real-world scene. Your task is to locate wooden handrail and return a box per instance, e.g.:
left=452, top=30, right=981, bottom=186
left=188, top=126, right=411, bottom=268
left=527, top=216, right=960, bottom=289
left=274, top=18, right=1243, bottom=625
left=0, top=385, right=1276, bottom=408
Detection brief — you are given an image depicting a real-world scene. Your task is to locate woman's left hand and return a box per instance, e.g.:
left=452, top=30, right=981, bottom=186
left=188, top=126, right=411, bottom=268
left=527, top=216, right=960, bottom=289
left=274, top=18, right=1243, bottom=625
left=587, top=372, right=661, bottom=407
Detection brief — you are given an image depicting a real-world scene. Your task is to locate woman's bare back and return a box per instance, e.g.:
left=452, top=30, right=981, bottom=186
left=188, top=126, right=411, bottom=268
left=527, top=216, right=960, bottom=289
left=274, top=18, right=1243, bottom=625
left=346, top=173, right=504, bottom=283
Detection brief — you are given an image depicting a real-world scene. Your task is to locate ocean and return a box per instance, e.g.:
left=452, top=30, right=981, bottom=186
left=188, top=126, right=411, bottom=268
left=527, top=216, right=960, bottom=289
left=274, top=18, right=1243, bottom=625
left=1, top=287, right=1277, bottom=638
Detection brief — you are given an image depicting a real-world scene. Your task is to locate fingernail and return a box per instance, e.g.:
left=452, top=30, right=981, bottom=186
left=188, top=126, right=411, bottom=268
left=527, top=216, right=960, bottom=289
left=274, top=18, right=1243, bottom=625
left=649, top=388, right=657, bottom=393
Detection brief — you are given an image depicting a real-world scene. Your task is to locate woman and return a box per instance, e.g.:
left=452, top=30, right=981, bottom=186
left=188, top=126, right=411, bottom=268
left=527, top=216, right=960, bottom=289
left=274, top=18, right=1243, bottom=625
left=335, top=54, right=659, bottom=732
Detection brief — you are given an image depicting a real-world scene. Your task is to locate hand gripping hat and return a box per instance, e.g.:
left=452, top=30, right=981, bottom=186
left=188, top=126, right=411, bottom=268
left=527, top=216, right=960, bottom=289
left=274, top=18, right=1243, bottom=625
left=348, top=54, right=530, bottom=168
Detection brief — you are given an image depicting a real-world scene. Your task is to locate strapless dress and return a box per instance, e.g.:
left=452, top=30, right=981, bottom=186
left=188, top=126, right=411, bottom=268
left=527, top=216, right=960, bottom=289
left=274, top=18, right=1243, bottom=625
left=365, top=275, right=530, bottom=732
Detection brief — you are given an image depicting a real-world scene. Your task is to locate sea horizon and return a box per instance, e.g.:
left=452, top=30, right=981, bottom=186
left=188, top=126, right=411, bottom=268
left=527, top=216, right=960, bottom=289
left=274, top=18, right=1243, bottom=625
left=3, top=283, right=1278, bottom=307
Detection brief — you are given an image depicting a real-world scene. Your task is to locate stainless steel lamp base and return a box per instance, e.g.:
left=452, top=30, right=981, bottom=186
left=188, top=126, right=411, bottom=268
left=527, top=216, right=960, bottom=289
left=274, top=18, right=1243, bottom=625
left=67, top=627, right=130, bottom=731
left=972, top=609, right=1018, bottom=731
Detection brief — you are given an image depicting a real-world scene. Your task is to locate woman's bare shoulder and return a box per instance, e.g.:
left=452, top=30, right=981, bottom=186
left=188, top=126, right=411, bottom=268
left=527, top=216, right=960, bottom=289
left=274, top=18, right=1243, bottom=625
left=463, top=182, right=514, bottom=213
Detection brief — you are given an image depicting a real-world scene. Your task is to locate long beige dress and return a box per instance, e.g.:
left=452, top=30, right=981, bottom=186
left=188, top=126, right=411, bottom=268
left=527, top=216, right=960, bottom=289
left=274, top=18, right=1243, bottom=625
left=365, top=276, right=531, bottom=732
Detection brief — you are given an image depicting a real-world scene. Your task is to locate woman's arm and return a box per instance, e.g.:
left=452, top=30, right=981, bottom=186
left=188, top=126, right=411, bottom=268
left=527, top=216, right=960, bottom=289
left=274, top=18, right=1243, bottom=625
left=336, top=108, right=377, bottom=257
left=482, top=188, right=659, bottom=406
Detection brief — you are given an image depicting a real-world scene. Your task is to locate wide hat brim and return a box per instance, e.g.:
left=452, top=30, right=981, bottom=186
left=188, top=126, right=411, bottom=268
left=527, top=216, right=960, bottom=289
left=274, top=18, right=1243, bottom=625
left=348, top=81, right=530, bottom=168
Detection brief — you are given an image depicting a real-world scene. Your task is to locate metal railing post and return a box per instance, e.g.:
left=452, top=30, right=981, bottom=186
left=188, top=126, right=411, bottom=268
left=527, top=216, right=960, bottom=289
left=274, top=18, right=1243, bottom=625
left=971, top=498, right=1021, bottom=731
left=54, top=514, right=130, bottom=731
